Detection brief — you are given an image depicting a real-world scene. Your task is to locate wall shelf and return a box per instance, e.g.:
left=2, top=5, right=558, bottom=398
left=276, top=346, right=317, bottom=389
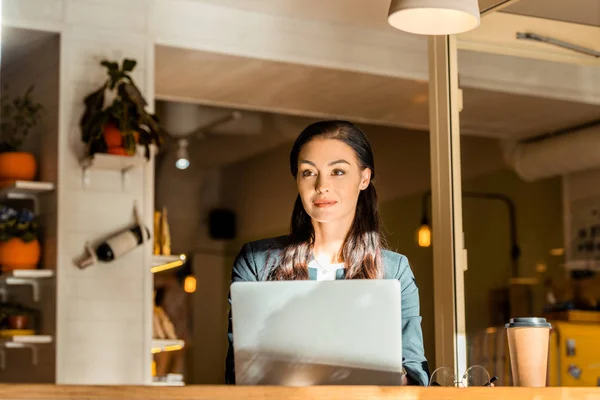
left=151, top=339, right=184, bottom=354
left=1, top=334, right=53, bottom=344
left=80, top=153, right=147, bottom=189
left=0, top=335, right=53, bottom=370
left=151, top=254, right=186, bottom=273
left=0, top=181, right=55, bottom=214
left=563, top=260, right=600, bottom=272
left=0, top=269, right=55, bottom=302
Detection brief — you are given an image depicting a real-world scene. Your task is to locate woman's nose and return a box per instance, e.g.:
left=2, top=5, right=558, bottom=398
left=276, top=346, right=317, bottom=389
left=316, top=175, right=330, bottom=193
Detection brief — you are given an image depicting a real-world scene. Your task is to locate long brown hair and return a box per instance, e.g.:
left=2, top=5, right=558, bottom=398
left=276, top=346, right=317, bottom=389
left=269, top=120, right=384, bottom=280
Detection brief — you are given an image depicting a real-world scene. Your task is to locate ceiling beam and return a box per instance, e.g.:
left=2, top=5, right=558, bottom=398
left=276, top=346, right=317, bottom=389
left=153, top=0, right=430, bottom=81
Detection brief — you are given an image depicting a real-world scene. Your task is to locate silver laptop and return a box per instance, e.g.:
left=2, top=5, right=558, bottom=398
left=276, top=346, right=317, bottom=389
left=230, top=279, right=403, bottom=386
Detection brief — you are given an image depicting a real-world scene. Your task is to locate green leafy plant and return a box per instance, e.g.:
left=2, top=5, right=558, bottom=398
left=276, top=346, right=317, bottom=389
left=0, top=206, right=38, bottom=243
left=79, top=58, right=166, bottom=159
left=0, top=86, right=44, bottom=152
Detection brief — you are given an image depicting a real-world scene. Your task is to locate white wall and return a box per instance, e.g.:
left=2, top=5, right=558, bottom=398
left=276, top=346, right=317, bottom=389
left=55, top=4, right=155, bottom=385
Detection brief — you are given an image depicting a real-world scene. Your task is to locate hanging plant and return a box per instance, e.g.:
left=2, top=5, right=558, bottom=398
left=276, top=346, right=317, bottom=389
left=79, top=58, right=167, bottom=159
left=0, top=85, right=43, bottom=153
left=0, top=86, right=43, bottom=183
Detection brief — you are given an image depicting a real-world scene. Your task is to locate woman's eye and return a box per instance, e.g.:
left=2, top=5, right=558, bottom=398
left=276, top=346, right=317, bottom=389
left=302, top=170, right=316, bottom=177
left=332, top=169, right=345, bottom=176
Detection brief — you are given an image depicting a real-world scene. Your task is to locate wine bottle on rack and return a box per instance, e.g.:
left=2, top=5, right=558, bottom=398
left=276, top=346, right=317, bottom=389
left=95, top=224, right=152, bottom=262
left=77, top=224, right=152, bottom=268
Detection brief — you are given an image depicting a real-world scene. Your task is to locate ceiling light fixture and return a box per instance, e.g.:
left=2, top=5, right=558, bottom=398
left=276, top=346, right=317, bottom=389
left=175, top=138, right=190, bottom=170
left=387, top=0, right=480, bottom=35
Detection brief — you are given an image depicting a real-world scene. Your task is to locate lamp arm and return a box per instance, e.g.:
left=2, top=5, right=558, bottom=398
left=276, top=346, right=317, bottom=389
left=421, top=190, right=521, bottom=277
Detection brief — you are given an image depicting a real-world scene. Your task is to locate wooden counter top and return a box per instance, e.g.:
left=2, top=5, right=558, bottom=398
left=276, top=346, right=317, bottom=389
left=0, top=385, right=599, bottom=400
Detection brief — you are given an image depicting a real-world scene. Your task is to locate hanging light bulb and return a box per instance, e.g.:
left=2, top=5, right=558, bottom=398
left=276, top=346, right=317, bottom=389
left=387, top=0, right=480, bottom=35
left=184, top=275, right=196, bottom=293
left=176, top=138, right=190, bottom=170
left=417, top=225, right=432, bottom=247
left=417, top=214, right=432, bottom=248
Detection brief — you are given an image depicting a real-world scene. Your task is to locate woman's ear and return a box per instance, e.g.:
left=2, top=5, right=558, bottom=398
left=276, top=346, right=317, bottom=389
left=360, top=168, right=372, bottom=190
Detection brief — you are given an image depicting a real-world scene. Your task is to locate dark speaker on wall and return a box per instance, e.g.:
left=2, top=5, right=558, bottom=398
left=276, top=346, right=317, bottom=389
left=208, top=209, right=236, bottom=240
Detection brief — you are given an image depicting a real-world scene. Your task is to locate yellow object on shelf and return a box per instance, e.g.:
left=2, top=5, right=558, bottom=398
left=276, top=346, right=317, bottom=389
left=0, top=329, right=35, bottom=337
left=153, top=210, right=162, bottom=255
left=151, top=339, right=185, bottom=354
left=161, top=206, right=171, bottom=256
left=153, top=305, right=177, bottom=340
left=151, top=254, right=186, bottom=273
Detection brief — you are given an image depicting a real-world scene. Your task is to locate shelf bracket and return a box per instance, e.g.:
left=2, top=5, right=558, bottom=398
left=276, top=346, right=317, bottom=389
left=121, top=166, right=135, bottom=191
left=82, top=166, right=91, bottom=188
left=3, top=192, right=41, bottom=214
left=4, top=277, right=41, bottom=301
left=81, top=166, right=133, bottom=191
left=5, top=342, right=39, bottom=365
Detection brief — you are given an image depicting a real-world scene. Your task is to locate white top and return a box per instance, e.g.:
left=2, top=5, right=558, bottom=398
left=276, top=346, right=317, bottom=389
left=308, top=259, right=345, bottom=281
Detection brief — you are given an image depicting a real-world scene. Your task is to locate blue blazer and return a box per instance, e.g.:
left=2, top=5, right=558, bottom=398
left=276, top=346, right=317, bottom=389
left=225, top=235, right=430, bottom=386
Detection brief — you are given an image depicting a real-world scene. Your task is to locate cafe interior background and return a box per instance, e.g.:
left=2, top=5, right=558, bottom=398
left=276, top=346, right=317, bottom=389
left=0, top=0, right=598, bottom=388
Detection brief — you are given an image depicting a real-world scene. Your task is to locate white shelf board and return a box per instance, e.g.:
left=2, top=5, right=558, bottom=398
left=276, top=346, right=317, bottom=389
left=0, top=180, right=54, bottom=199
left=151, top=339, right=185, bottom=353
left=0, top=335, right=53, bottom=369
left=0, top=270, right=55, bottom=302
left=2, top=335, right=53, bottom=345
left=152, top=254, right=185, bottom=268
left=0, top=269, right=54, bottom=280
left=81, top=153, right=146, bottom=171
left=563, top=260, right=600, bottom=272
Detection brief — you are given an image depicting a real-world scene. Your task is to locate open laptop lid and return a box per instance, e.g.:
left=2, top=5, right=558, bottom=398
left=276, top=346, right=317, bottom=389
left=231, top=280, right=403, bottom=385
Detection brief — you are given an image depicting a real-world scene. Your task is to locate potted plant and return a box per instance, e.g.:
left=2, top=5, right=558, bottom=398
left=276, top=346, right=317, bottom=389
left=80, top=58, right=166, bottom=159
left=0, top=206, right=40, bottom=272
left=0, top=86, right=43, bottom=185
left=0, top=304, right=38, bottom=333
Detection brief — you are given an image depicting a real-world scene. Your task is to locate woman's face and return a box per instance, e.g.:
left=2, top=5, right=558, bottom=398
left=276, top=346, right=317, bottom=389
left=296, top=138, right=371, bottom=224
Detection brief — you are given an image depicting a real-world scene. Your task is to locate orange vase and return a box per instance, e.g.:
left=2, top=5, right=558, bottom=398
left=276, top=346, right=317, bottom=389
left=0, top=238, right=41, bottom=272
left=103, top=123, right=123, bottom=148
left=0, top=152, right=37, bottom=182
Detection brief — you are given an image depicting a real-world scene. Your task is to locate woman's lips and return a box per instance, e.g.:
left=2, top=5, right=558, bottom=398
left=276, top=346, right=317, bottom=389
left=313, top=200, right=337, bottom=208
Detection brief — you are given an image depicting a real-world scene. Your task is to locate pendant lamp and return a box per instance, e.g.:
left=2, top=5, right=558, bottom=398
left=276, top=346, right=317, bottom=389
left=387, top=0, right=480, bottom=35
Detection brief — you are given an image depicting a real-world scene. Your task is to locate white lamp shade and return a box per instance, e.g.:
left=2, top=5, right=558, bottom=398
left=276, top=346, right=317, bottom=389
left=388, top=0, right=480, bottom=35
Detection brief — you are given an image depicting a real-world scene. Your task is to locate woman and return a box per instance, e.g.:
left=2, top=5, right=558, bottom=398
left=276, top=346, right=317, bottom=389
left=225, top=120, right=429, bottom=386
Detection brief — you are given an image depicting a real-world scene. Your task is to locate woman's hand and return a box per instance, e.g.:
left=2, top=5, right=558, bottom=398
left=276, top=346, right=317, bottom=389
left=400, top=369, right=419, bottom=386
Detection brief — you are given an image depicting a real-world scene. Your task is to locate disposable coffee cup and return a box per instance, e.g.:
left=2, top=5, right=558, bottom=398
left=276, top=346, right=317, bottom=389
left=506, top=317, right=552, bottom=387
